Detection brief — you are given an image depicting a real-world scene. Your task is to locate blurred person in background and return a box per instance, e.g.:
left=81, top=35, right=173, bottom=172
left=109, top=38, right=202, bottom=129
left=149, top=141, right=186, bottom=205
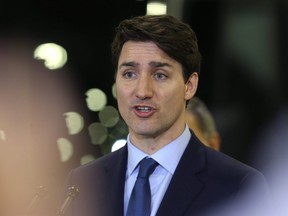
left=185, top=97, right=221, bottom=151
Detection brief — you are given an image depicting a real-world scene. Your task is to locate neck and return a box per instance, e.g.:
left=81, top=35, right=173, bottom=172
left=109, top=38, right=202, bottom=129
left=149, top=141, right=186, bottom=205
left=129, top=124, right=186, bottom=154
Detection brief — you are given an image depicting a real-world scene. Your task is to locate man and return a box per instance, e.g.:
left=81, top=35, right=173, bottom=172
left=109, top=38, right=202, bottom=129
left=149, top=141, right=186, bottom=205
left=185, top=97, right=221, bottom=151
left=60, top=15, right=270, bottom=216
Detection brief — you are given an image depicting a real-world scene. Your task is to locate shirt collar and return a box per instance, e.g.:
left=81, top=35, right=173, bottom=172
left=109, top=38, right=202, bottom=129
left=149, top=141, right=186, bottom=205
left=126, top=124, right=191, bottom=176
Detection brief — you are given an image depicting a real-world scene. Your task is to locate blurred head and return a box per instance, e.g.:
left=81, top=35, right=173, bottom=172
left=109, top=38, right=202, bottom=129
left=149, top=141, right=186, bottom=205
left=186, top=97, right=221, bottom=151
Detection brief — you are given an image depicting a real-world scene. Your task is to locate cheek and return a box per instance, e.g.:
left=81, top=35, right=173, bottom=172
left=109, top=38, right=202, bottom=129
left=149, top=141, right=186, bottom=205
left=167, top=88, right=186, bottom=111
left=116, top=87, right=130, bottom=112
left=116, top=96, right=126, bottom=118
left=162, top=90, right=185, bottom=112
left=164, top=85, right=186, bottom=101
left=116, top=86, right=128, bottom=100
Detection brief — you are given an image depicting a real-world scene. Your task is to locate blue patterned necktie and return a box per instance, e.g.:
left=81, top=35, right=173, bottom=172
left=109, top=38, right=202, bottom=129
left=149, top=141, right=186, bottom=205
left=127, top=157, right=158, bottom=216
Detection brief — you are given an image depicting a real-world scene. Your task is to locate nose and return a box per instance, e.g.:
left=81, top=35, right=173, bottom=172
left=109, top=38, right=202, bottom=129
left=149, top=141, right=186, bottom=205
left=135, top=75, right=153, bottom=100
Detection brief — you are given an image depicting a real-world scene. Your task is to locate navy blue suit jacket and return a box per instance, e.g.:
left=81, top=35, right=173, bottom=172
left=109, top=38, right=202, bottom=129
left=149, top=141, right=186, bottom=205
left=60, top=131, right=270, bottom=216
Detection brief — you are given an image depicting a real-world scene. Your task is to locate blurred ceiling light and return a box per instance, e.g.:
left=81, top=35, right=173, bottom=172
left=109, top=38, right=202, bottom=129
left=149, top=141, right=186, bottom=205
left=57, top=137, right=74, bottom=162
left=111, top=139, right=126, bottom=152
left=85, top=88, right=107, bottom=112
left=63, top=112, right=84, bottom=135
left=80, top=154, right=96, bottom=165
left=88, top=122, right=108, bottom=145
left=34, top=42, right=68, bottom=70
left=112, top=82, right=117, bottom=99
left=99, top=106, right=120, bottom=128
left=146, top=1, right=167, bottom=15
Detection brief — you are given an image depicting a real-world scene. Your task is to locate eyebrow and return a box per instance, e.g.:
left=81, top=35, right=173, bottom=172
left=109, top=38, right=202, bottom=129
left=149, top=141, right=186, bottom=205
left=119, top=61, right=139, bottom=69
left=149, top=61, right=172, bottom=68
left=119, top=61, right=172, bottom=69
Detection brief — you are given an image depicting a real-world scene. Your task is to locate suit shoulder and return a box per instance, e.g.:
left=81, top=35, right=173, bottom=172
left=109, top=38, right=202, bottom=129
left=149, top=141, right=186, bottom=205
left=205, top=147, right=267, bottom=183
left=71, top=145, right=127, bottom=174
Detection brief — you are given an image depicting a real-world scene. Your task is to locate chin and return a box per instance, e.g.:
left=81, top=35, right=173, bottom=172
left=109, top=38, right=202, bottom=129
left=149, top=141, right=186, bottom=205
left=132, top=125, right=157, bottom=136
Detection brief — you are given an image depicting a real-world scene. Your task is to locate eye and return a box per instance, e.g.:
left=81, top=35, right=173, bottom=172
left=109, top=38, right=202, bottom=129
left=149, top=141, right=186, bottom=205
left=123, top=71, right=136, bottom=79
left=154, top=72, right=167, bottom=80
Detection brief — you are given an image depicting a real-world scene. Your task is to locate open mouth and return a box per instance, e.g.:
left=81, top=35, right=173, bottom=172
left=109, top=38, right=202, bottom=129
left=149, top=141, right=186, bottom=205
left=135, top=106, right=151, bottom=112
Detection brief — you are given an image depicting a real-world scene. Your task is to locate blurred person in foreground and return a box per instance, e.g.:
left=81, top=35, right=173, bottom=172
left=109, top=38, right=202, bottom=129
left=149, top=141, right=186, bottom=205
left=185, top=97, right=221, bottom=151
left=59, top=15, right=271, bottom=216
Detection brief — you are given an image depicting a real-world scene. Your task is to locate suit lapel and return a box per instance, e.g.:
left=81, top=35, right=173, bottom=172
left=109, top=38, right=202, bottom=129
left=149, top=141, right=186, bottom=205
left=156, top=133, right=207, bottom=216
left=103, top=145, right=128, bottom=216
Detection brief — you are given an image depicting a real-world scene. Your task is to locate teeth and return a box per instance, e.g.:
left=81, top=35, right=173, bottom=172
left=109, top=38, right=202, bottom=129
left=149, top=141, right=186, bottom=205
left=137, top=106, right=151, bottom=112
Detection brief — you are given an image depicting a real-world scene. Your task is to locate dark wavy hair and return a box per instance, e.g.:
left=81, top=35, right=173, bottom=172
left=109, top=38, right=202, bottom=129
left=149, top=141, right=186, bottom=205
left=111, top=14, right=202, bottom=82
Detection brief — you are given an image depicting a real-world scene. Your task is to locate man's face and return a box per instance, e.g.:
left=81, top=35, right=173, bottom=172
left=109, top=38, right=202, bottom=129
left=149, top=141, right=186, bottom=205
left=115, top=41, right=198, bottom=143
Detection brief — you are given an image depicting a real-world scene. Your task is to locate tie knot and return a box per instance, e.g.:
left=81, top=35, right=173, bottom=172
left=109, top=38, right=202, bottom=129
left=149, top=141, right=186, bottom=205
left=138, top=158, right=158, bottom=179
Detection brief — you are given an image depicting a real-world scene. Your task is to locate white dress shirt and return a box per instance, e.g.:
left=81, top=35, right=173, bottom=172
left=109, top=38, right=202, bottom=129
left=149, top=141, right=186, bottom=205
left=124, top=124, right=191, bottom=216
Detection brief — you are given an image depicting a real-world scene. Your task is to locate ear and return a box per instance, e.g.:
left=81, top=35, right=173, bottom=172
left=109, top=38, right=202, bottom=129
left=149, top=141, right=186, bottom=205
left=185, top=72, right=198, bottom=100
